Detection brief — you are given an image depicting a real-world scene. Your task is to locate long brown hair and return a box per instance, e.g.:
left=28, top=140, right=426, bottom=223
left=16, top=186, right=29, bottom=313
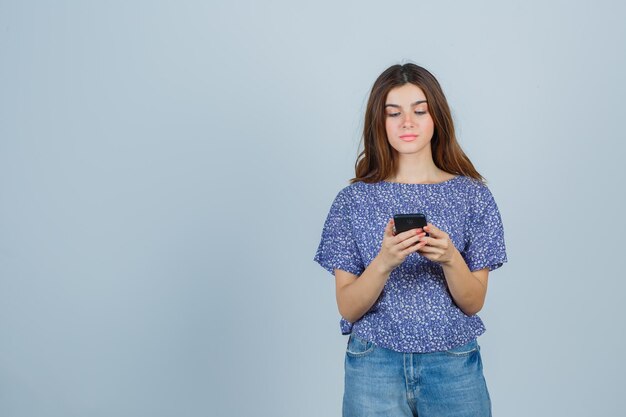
left=351, top=63, right=485, bottom=184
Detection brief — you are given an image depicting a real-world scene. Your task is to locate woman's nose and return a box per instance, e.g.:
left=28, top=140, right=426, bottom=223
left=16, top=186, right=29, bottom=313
left=402, top=113, right=415, bottom=128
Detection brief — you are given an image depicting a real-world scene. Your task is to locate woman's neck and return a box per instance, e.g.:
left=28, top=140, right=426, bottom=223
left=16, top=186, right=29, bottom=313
left=388, top=153, right=450, bottom=184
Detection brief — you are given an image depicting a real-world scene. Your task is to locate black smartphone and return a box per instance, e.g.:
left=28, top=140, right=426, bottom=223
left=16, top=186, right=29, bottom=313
left=393, top=213, right=428, bottom=235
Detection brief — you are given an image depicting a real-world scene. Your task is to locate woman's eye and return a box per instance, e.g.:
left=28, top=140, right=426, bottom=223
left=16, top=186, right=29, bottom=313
left=415, top=111, right=427, bottom=115
left=387, top=112, right=401, bottom=117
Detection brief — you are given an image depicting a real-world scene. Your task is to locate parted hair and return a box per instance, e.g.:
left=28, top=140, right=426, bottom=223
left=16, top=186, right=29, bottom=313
left=351, top=63, right=485, bottom=184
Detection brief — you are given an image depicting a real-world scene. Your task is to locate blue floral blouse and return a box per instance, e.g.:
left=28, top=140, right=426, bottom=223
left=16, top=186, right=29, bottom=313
left=314, top=175, right=507, bottom=353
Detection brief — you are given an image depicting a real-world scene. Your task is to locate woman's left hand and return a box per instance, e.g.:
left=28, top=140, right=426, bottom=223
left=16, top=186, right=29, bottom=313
left=417, top=223, right=459, bottom=265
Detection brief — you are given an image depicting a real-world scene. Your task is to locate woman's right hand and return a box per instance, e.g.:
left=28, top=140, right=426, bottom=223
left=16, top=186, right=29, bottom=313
left=376, top=218, right=427, bottom=274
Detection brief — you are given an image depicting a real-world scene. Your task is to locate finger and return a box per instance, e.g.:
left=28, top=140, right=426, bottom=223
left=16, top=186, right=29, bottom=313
left=417, top=244, right=441, bottom=254
left=402, top=239, right=422, bottom=255
left=400, top=233, right=423, bottom=250
left=393, top=228, right=423, bottom=245
left=423, top=223, right=445, bottom=239
left=416, top=247, right=446, bottom=261
left=407, top=239, right=428, bottom=254
left=417, top=236, right=443, bottom=249
left=384, top=218, right=395, bottom=237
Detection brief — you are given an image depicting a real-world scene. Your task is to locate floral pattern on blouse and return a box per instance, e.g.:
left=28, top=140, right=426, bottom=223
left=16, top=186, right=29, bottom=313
left=314, top=175, right=507, bottom=353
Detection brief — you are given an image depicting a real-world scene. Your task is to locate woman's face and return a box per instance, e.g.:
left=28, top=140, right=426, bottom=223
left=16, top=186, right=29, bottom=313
left=384, top=83, right=435, bottom=157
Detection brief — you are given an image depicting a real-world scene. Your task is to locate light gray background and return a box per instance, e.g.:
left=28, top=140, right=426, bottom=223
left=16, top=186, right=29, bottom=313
left=1, top=1, right=625, bottom=416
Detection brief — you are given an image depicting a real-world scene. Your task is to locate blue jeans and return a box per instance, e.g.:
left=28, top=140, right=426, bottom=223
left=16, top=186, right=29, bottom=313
left=343, top=334, right=491, bottom=417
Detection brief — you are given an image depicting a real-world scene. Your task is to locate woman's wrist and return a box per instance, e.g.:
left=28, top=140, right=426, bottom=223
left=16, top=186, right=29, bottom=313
left=371, top=254, right=394, bottom=276
left=439, top=246, right=463, bottom=268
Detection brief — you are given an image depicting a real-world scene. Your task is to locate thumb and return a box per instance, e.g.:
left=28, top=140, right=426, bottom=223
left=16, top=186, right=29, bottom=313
left=385, top=218, right=395, bottom=237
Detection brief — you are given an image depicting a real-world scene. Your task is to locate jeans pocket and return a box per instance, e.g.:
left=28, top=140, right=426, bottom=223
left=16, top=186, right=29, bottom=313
left=346, top=334, right=376, bottom=358
left=444, top=339, right=479, bottom=357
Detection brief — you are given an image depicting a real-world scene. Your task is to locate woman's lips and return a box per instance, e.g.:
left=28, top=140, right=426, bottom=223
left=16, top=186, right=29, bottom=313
left=399, top=134, right=418, bottom=142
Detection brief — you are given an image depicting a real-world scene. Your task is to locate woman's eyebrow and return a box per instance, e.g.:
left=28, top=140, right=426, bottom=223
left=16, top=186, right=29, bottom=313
left=384, top=100, right=428, bottom=108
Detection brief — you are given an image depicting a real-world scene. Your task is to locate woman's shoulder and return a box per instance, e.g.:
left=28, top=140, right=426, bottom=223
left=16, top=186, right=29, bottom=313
left=440, top=176, right=498, bottom=215
left=327, top=181, right=380, bottom=210
left=454, top=176, right=501, bottom=216
left=326, top=182, right=361, bottom=205
left=336, top=180, right=373, bottom=197
left=452, top=175, right=492, bottom=195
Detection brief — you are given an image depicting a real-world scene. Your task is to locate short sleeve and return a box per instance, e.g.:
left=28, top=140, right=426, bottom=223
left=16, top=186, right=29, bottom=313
left=313, top=188, right=365, bottom=277
left=462, top=185, right=508, bottom=272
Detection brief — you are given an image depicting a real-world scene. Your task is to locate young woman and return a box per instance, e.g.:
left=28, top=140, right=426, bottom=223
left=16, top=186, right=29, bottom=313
left=314, top=63, right=507, bottom=417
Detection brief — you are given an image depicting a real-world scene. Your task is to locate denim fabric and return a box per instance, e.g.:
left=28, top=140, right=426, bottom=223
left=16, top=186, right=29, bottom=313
left=343, top=334, right=491, bottom=417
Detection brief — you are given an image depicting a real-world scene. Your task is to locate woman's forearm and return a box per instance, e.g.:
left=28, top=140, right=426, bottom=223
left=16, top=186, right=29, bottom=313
left=336, top=256, right=392, bottom=323
left=440, top=249, right=488, bottom=316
